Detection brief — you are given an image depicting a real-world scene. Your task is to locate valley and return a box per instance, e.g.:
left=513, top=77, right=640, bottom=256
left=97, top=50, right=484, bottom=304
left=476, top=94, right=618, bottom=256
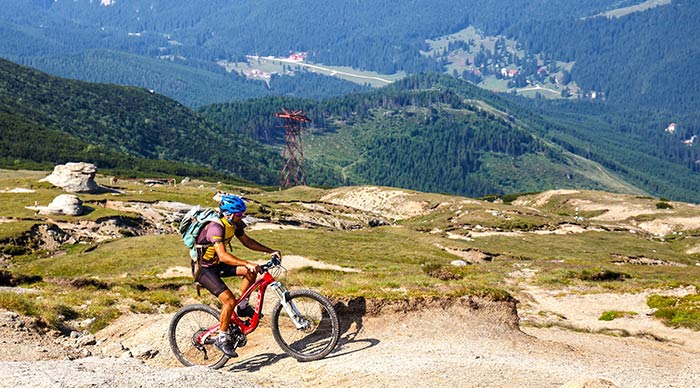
left=1, top=2, right=700, bottom=385
left=218, top=55, right=403, bottom=88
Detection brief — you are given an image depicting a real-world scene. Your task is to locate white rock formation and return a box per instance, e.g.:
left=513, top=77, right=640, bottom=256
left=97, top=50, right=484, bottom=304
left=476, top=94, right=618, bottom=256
left=40, top=162, right=100, bottom=193
left=38, top=194, right=84, bottom=216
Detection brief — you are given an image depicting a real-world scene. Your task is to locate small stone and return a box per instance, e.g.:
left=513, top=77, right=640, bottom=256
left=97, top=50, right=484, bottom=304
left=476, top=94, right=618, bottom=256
left=76, top=334, right=97, bottom=347
left=0, top=311, right=19, bottom=322
left=78, top=318, right=96, bottom=328
left=131, top=344, right=158, bottom=360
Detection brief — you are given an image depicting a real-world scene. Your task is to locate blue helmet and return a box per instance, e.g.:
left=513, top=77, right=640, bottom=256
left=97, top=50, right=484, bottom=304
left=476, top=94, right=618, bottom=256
left=219, top=194, right=246, bottom=215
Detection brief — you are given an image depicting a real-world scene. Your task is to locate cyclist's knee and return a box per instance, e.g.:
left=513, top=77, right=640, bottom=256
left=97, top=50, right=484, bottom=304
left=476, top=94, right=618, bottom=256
left=218, top=290, right=236, bottom=306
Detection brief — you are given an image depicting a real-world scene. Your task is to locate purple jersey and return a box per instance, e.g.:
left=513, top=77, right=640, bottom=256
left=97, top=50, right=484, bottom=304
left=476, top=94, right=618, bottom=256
left=196, top=219, right=245, bottom=266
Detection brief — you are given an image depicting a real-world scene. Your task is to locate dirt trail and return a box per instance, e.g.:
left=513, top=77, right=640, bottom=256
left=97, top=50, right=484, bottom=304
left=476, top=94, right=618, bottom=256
left=211, top=308, right=699, bottom=388
left=1, top=250, right=699, bottom=387
left=2, top=294, right=699, bottom=388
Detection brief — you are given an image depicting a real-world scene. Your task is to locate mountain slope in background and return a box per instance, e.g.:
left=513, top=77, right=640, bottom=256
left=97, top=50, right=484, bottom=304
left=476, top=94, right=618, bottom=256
left=4, top=58, right=700, bottom=202
left=201, top=74, right=649, bottom=198
left=0, top=58, right=280, bottom=182
left=2, top=0, right=698, bottom=116
left=0, top=58, right=643, bottom=198
left=201, top=73, right=700, bottom=201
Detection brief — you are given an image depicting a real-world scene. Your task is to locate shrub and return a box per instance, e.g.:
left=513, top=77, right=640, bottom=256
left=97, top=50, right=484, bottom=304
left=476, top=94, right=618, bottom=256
left=428, top=268, right=463, bottom=281
left=502, top=219, right=536, bottom=231
left=2, top=244, right=26, bottom=256
left=579, top=269, right=630, bottom=282
left=501, top=191, right=540, bottom=204
left=599, top=310, right=637, bottom=321
left=647, top=294, right=700, bottom=330
left=421, top=262, right=442, bottom=275
left=656, top=202, right=673, bottom=210
left=0, top=270, right=42, bottom=286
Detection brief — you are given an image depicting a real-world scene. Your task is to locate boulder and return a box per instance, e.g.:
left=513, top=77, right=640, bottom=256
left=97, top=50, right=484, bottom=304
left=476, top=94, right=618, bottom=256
left=40, top=162, right=100, bottom=193
left=39, top=194, right=84, bottom=216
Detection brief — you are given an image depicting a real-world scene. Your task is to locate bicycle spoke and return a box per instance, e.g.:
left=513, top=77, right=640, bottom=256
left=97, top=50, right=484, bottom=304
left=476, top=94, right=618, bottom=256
left=169, top=305, right=228, bottom=368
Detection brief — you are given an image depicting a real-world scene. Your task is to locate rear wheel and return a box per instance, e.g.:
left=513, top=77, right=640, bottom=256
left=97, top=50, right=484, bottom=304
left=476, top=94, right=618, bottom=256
left=168, top=304, right=229, bottom=369
left=271, top=289, right=340, bottom=361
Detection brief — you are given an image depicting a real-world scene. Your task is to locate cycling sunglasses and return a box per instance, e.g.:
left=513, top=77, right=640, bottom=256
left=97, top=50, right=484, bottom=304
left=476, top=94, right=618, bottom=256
left=225, top=211, right=244, bottom=218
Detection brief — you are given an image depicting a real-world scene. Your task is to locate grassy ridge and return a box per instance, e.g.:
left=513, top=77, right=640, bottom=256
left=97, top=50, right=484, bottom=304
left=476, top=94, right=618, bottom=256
left=1, top=170, right=699, bottom=333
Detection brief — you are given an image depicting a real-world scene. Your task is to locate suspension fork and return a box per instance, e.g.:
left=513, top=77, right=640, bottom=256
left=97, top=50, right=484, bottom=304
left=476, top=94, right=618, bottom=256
left=270, top=282, right=309, bottom=330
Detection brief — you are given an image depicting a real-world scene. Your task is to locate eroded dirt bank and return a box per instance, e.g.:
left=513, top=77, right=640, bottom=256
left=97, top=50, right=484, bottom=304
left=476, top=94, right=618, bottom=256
left=1, top=294, right=699, bottom=388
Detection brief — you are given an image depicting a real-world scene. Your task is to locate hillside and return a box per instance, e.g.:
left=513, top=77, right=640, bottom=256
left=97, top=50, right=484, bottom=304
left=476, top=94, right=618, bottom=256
left=2, top=0, right=699, bottom=116
left=0, top=58, right=280, bottom=183
left=517, top=98, right=700, bottom=202
left=0, top=169, right=698, bottom=387
left=201, top=73, right=700, bottom=201
left=3, top=58, right=698, bottom=201
left=506, top=0, right=700, bottom=113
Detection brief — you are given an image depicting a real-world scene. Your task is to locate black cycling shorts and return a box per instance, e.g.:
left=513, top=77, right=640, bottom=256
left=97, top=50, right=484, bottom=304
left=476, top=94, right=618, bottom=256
left=192, top=262, right=239, bottom=297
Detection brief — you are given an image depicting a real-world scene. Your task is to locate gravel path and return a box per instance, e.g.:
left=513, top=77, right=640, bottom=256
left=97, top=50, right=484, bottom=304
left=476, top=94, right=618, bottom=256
left=2, top=298, right=699, bottom=388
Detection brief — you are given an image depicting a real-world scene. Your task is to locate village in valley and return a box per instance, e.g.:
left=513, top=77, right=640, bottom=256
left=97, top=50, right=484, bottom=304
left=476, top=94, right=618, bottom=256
left=217, top=26, right=601, bottom=102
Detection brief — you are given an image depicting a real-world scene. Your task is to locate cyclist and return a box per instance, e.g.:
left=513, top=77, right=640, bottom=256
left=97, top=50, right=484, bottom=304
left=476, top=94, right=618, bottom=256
left=194, top=194, right=281, bottom=357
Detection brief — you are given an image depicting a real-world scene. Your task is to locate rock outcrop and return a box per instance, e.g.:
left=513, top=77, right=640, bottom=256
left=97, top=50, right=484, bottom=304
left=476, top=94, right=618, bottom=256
left=40, top=194, right=84, bottom=216
left=40, top=162, right=100, bottom=193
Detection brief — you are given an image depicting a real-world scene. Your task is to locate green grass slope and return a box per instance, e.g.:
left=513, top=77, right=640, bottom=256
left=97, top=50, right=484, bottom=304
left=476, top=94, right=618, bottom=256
left=0, top=170, right=698, bottom=332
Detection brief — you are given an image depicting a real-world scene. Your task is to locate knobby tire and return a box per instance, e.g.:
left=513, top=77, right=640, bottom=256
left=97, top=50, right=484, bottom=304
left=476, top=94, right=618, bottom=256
left=168, top=304, right=230, bottom=369
left=270, top=289, right=340, bottom=362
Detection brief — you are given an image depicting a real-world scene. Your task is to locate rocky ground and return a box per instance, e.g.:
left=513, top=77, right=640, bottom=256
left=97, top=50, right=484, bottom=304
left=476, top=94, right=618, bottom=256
left=1, top=279, right=699, bottom=388
left=2, top=186, right=700, bottom=387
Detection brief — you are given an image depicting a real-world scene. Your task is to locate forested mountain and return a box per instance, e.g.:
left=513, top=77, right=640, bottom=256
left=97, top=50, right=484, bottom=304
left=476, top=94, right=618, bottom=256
left=200, top=73, right=700, bottom=201
left=0, top=58, right=280, bottom=183
left=199, top=74, right=640, bottom=198
left=507, top=0, right=700, bottom=113
left=0, top=1, right=370, bottom=107
left=3, top=57, right=700, bottom=201
left=2, top=0, right=698, bottom=116
left=0, top=110, right=234, bottom=181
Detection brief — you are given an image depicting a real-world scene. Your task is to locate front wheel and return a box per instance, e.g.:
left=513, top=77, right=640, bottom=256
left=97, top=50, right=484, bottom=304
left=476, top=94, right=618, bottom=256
left=168, top=304, right=230, bottom=369
left=271, top=289, right=340, bottom=362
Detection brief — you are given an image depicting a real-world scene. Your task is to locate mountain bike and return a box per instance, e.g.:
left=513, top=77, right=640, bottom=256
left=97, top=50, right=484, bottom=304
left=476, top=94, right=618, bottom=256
left=168, top=255, right=340, bottom=369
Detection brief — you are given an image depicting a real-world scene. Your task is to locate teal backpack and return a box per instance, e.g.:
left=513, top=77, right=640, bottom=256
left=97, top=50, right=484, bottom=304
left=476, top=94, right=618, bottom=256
left=178, top=206, right=220, bottom=261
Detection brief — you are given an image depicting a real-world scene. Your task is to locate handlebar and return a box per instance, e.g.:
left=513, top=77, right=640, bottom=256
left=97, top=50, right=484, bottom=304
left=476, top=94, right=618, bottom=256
left=259, top=253, right=282, bottom=273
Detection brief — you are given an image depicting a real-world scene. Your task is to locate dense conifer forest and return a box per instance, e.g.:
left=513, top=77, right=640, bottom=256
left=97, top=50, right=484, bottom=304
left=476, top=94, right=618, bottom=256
left=201, top=73, right=700, bottom=201
left=2, top=0, right=700, bottom=201
left=2, top=1, right=698, bottom=114
left=0, top=58, right=280, bottom=182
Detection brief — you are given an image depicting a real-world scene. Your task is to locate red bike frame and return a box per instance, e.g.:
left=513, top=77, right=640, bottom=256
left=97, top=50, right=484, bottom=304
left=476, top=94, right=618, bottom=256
left=195, top=270, right=276, bottom=344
